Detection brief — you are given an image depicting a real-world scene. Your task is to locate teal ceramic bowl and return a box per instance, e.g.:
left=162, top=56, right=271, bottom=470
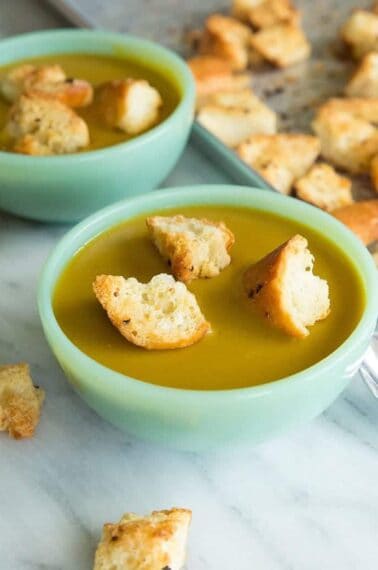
left=0, top=30, right=195, bottom=222
left=38, top=186, right=378, bottom=450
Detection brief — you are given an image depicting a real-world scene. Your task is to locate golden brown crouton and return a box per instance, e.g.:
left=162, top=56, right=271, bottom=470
left=294, top=163, right=353, bottom=211
left=146, top=215, right=235, bottom=282
left=93, top=508, right=192, bottom=570
left=312, top=104, right=378, bottom=174
left=341, top=10, right=378, bottom=59
left=237, top=133, right=320, bottom=194
left=249, top=23, right=311, bottom=68
left=93, top=274, right=210, bottom=350
left=0, top=63, right=93, bottom=107
left=97, top=79, right=162, bottom=135
left=320, top=97, right=378, bottom=123
left=198, top=14, right=252, bottom=70
left=332, top=200, right=378, bottom=245
left=7, top=93, right=90, bottom=155
left=197, top=89, right=277, bottom=147
left=370, top=154, right=378, bottom=192
left=243, top=235, right=330, bottom=338
left=345, top=52, right=378, bottom=98
left=232, top=0, right=299, bottom=29
left=0, top=363, right=44, bottom=439
left=187, top=56, right=250, bottom=102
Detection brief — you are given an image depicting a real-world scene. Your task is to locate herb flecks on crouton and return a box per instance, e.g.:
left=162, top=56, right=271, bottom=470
left=146, top=215, right=235, bottom=282
left=93, top=274, right=210, bottom=350
left=93, top=508, right=192, bottom=570
left=243, top=235, right=330, bottom=338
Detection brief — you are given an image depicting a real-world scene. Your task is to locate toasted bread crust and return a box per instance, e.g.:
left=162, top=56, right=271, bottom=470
left=345, top=52, right=378, bottom=98
left=97, top=79, right=162, bottom=135
left=232, top=0, right=299, bottom=28
left=7, top=93, right=89, bottom=155
left=312, top=103, right=378, bottom=174
left=0, top=363, right=44, bottom=439
left=94, top=508, right=192, bottom=570
left=332, top=200, right=378, bottom=245
left=0, top=63, right=93, bottom=107
left=294, top=163, right=353, bottom=211
left=237, top=133, right=320, bottom=194
left=187, top=56, right=250, bottom=102
left=249, top=23, right=311, bottom=68
left=146, top=215, right=235, bottom=282
left=198, top=14, right=252, bottom=70
left=243, top=235, right=330, bottom=338
left=341, top=10, right=378, bottom=59
left=93, top=274, right=210, bottom=350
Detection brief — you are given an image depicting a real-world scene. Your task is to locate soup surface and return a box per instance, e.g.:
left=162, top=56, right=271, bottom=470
left=54, top=206, right=365, bottom=390
left=0, top=53, right=180, bottom=152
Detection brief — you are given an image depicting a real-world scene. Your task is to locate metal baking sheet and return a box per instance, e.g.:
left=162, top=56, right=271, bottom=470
left=47, top=0, right=377, bottom=200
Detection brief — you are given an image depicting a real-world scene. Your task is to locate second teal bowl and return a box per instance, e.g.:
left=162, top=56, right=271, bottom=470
left=0, top=30, right=195, bottom=222
left=38, top=186, right=378, bottom=450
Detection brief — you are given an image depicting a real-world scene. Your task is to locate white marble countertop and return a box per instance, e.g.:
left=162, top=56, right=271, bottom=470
left=0, top=2, right=378, bottom=569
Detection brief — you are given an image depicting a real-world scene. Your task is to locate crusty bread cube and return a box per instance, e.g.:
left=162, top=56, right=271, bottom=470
left=0, top=363, right=44, bottom=439
left=7, top=93, right=90, bottom=155
left=332, top=200, right=378, bottom=245
left=146, top=215, right=235, bottom=282
left=345, top=52, right=378, bottom=98
left=0, top=63, right=93, bottom=107
left=97, top=79, right=162, bottom=135
left=312, top=104, right=378, bottom=174
left=197, top=89, right=277, bottom=147
left=370, top=154, right=378, bottom=192
left=295, top=163, right=353, bottom=211
left=237, top=133, right=320, bottom=194
left=243, top=235, right=330, bottom=338
left=198, top=14, right=252, bottom=71
left=232, top=0, right=299, bottom=29
left=93, top=274, right=210, bottom=350
left=320, top=97, right=378, bottom=123
left=249, top=23, right=311, bottom=68
left=187, top=56, right=250, bottom=106
left=341, top=10, right=378, bottom=59
left=93, top=508, right=191, bottom=570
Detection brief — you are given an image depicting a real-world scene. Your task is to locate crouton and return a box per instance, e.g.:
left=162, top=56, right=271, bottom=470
left=197, top=89, right=277, bottom=147
left=0, top=363, right=44, bottom=439
left=312, top=105, right=378, bottom=174
left=294, top=163, right=353, bottom=211
left=371, top=154, right=378, bottom=192
left=341, top=10, right=378, bottom=59
left=320, top=97, right=378, bottom=123
left=93, top=274, right=210, bottom=350
left=237, top=133, right=320, bottom=194
left=332, top=200, right=378, bottom=245
left=146, top=215, right=235, bottom=282
left=243, top=235, right=330, bottom=338
left=187, top=56, right=250, bottom=102
left=198, top=14, right=252, bottom=71
left=0, top=63, right=93, bottom=107
left=93, top=508, right=192, bottom=570
left=7, top=93, right=90, bottom=155
left=97, top=79, right=162, bottom=135
left=345, top=52, right=378, bottom=98
left=249, top=23, right=311, bottom=68
left=232, top=0, right=299, bottom=29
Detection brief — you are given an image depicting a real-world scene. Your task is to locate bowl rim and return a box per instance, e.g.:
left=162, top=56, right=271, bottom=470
left=0, top=28, right=194, bottom=164
left=38, top=185, right=378, bottom=401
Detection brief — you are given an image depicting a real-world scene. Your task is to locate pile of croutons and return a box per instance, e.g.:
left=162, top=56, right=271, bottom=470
left=0, top=63, right=162, bottom=155
left=188, top=1, right=378, bottom=253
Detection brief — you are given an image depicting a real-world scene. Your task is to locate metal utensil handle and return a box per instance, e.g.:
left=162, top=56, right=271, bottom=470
left=360, top=332, right=378, bottom=398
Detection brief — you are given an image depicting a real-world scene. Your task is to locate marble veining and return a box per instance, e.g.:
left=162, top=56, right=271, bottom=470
left=0, top=2, right=378, bottom=569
